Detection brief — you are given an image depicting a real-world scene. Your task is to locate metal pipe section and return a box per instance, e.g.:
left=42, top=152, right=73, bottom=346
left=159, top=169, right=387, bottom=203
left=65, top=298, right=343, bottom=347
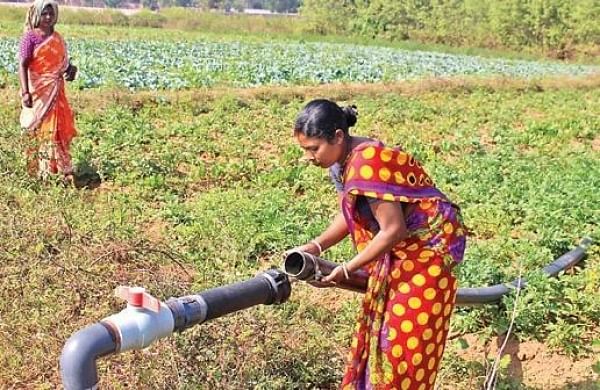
left=60, top=269, right=291, bottom=390
left=283, top=250, right=368, bottom=293
left=167, top=268, right=291, bottom=332
left=283, top=237, right=592, bottom=305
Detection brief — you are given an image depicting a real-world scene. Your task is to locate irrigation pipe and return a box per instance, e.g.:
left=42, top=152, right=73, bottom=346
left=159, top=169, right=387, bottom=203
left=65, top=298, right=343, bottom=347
left=283, top=237, right=593, bottom=306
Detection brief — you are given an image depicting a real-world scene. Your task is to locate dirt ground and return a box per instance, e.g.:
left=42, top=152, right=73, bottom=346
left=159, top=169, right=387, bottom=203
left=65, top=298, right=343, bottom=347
left=453, top=333, right=599, bottom=389
left=293, top=284, right=599, bottom=389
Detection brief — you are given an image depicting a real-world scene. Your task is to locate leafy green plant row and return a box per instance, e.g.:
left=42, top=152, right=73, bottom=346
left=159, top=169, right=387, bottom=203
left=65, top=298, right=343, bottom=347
left=1, top=36, right=598, bottom=90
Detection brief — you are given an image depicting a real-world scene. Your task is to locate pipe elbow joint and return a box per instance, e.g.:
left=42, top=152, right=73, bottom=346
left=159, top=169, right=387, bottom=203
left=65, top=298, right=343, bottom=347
left=60, top=323, right=117, bottom=390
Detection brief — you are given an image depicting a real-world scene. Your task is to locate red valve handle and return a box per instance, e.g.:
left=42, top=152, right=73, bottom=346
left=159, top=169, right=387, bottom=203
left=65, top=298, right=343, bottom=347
left=115, top=286, right=161, bottom=313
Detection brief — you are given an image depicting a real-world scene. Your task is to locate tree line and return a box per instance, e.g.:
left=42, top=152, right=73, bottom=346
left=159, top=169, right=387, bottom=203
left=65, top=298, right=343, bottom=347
left=300, top=0, right=600, bottom=58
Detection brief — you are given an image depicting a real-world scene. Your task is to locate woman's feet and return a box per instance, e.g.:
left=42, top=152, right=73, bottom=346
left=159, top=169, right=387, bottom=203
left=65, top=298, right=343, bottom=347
left=62, top=173, right=75, bottom=187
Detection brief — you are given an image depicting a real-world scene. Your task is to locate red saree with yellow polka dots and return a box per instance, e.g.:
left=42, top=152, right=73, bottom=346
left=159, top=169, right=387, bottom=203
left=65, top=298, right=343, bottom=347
left=340, top=143, right=466, bottom=390
left=25, top=32, right=76, bottom=177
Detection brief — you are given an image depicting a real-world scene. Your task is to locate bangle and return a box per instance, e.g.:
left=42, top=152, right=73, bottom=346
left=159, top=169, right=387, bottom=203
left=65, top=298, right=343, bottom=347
left=341, top=263, right=350, bottom=280
left=310, top=239, right=322, bottom=255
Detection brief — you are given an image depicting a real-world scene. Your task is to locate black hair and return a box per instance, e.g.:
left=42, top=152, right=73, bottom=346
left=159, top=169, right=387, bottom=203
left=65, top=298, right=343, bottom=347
left=294, top=99, right=358, bottom=141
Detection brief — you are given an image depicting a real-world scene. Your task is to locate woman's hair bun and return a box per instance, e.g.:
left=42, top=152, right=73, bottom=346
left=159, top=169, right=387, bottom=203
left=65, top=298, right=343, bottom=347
left=342, top=105, right=358, bottom=127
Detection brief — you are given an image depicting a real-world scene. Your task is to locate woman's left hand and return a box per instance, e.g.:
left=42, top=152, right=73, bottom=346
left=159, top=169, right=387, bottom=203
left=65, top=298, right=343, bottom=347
left=321, top=266, right=347, bottom=284
left=65, top=64, right=77, bottom=81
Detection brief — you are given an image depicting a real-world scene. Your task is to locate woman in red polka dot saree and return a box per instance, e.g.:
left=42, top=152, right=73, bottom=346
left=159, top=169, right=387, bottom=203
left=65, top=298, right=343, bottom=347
left=292, top=99, right=467, bottom=390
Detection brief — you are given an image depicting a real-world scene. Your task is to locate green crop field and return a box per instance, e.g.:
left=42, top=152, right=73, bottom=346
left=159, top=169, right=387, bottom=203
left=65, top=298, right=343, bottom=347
left=0, top=12, right=599, bottom=390
left=1, top=37, right=597, bottom=90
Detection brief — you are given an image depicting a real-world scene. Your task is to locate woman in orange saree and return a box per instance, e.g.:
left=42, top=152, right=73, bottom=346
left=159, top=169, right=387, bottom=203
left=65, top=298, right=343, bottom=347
left=18, top=0, right=77, bottom=181
left=292, top=99, right=467, bottom=390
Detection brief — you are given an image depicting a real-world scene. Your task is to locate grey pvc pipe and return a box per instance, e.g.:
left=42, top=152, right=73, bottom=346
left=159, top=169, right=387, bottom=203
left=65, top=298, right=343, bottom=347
left=60, top=269, right=291, bottom=389
left=283, top=237, right=592, bottom=305
left=60, top=323, right=117, bottom=390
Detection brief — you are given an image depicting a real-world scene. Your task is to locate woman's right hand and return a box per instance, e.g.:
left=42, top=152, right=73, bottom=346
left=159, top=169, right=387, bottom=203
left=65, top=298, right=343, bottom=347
left=21, top=92, right=32, bottom=108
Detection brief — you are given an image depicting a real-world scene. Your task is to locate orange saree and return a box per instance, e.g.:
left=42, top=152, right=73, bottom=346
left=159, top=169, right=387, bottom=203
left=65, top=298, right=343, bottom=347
left=24, top=32, right=76, bottom=177
left=339, top=143, right=467, bottom=390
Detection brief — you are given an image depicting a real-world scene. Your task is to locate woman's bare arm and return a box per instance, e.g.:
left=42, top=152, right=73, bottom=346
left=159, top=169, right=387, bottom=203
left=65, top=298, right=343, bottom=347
left=19, top=58, right=32, bottom=107
left=322, top=199, right=408, bottom=283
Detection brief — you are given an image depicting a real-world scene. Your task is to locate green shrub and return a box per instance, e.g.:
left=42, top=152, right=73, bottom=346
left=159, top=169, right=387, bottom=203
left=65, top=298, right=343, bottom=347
left=129, top=10, right=167, bottom=28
